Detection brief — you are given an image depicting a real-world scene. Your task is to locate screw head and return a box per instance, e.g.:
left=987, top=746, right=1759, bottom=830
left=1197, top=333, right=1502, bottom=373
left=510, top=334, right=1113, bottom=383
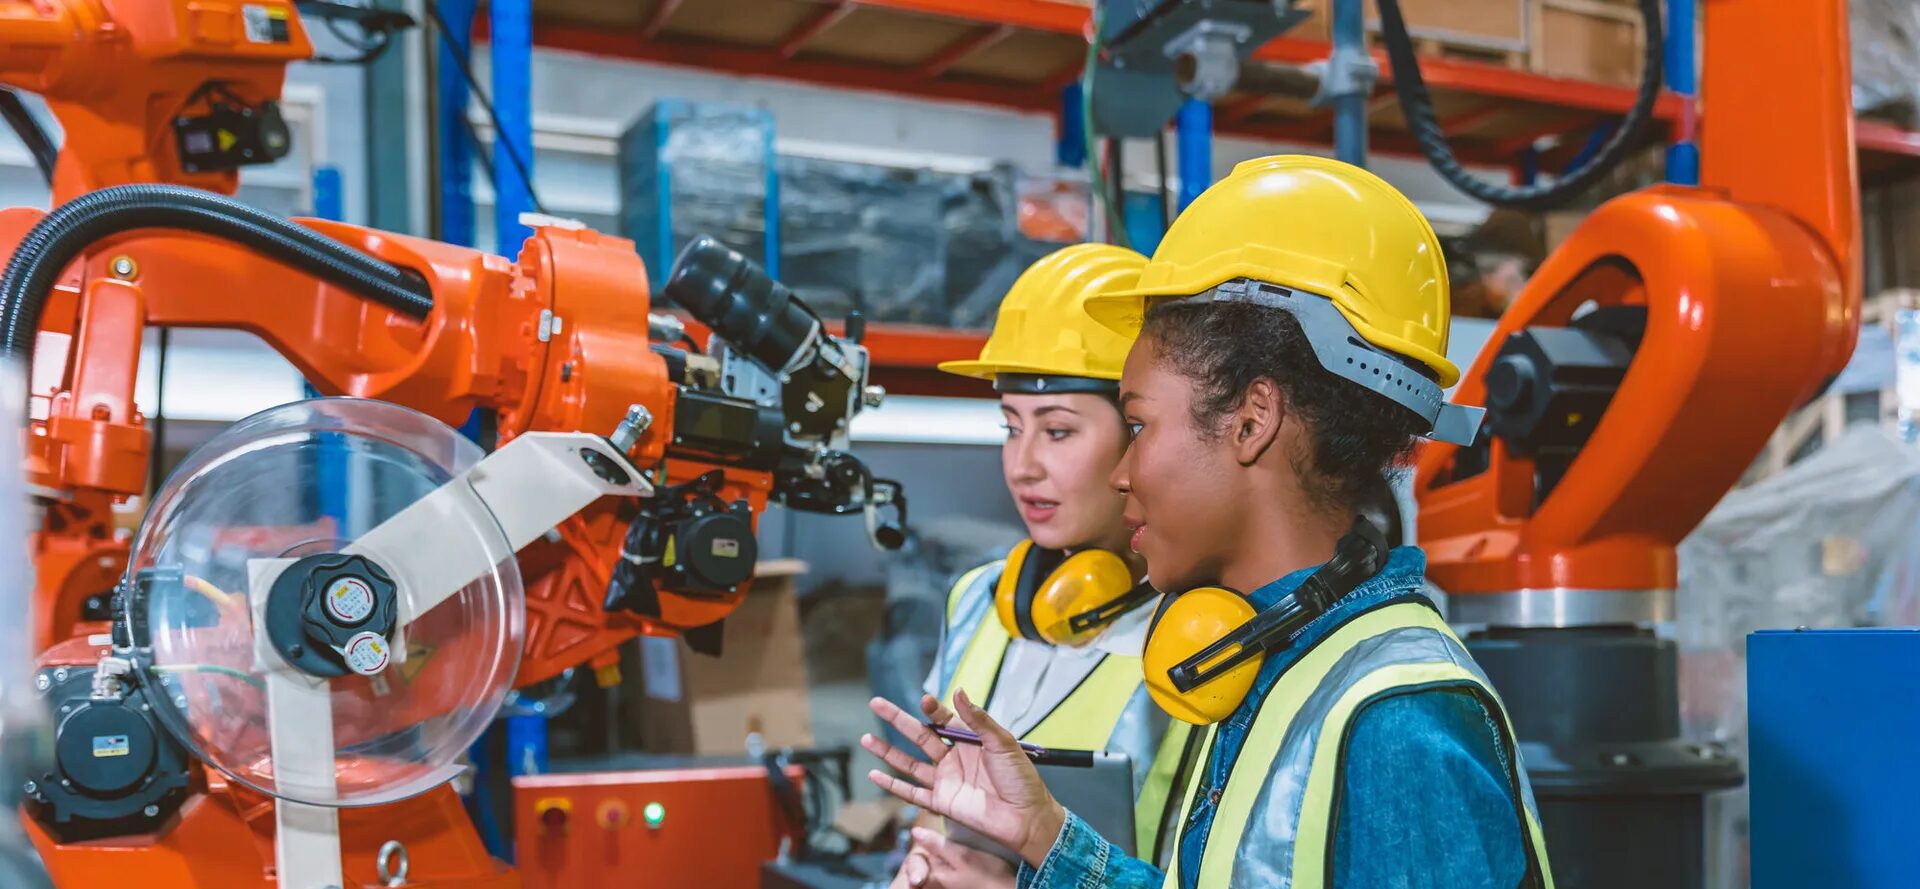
left=22, top=781, right=36, bottom=795
left=33, top=674, right=49, bottom=692
left=789, top=422, right=803, bottom=433
left=52, top=667, right=68, bottom=683
left=143, top=804, right=159, bottom=818
left=109, top=256, right=137, bottom=279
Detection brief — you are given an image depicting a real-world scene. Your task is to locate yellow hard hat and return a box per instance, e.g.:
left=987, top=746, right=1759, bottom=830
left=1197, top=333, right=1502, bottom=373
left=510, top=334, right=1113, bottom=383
left=941, top=243, right=1147, bottom=393
left=1086, top=155, right=1458, bottom=387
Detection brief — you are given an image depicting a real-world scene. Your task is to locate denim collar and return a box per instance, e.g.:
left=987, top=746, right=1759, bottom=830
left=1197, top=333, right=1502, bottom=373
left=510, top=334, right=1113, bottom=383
left=1245, top=545, right=1433, bottom=691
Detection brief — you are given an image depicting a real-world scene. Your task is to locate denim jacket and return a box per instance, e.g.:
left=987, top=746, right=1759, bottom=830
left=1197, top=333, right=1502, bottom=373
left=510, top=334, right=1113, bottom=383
left=1017, top=547, right=1535, bottom=889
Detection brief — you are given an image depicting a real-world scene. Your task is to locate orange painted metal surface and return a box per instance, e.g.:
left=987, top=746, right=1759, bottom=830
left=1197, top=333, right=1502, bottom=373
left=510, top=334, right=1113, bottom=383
left=1415, top=187, right=1848, bottom=595
left=0, top=0, right=310, bottom=202
left=12, top=210, right=774, bottom=881
left=27, top=783, right=516, bottom=888
left=1418, top=0, right=1859, bottom=602
left=512, top=765, right=803, bottom=889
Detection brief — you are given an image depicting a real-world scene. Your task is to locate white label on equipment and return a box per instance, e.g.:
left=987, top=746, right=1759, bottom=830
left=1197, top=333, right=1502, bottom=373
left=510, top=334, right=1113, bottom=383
left=242, top=5, right=274, bottom=42
left=341, top=632, right=391, bottom=675
left=711, top=538, right=740, bottom=558
left=324, top=577, right=376, bottom=624
left=640, top=635, right=683, bottom=702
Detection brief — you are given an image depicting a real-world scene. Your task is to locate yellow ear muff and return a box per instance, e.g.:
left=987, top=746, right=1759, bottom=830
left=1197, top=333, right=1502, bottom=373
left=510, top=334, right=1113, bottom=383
left=995, top=541, right=1136, bottom=645
left=1029, top=549, right=1136, bottom=647
left=1143, top=587, right=1264, bottom=725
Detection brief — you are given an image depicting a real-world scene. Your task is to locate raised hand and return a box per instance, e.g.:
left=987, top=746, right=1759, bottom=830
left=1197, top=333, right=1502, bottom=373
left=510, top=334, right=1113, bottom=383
left=862, top=691, right=1067, bottom=868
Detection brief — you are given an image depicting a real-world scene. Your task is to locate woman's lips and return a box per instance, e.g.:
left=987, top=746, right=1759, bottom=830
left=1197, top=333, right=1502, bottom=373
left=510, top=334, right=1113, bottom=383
left=1019, top=497, right=1059, bottom=523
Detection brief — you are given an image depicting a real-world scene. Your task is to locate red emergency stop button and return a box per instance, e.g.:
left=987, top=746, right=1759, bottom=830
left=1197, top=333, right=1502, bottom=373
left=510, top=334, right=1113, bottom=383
left=534, top=797, right=572, bottom=835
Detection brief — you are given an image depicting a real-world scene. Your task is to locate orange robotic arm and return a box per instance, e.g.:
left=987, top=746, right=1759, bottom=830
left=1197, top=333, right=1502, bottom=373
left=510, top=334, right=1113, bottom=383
left=1415, top=0, right=1858, bottom=619
left=1409, top=0, right=1857, bottom=882
left=0, top=0, right=308, bottom=201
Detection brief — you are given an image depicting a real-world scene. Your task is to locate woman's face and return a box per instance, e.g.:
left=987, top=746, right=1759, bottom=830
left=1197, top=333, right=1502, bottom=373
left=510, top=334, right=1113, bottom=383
left=1001, top=392, right=1131, bottom=552
left=1109, top=338, right=1241, bottom=592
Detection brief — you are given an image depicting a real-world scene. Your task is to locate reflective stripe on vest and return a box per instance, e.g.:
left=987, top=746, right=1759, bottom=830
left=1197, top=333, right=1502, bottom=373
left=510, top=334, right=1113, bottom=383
left=940, top=563, right=1183, bottom=858
left=1164, top=601, right=1554, bottom=889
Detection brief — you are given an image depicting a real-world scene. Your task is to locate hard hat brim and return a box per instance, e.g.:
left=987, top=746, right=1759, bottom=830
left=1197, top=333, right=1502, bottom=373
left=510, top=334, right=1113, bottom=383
left=938, top=357, right=1125, bottom=384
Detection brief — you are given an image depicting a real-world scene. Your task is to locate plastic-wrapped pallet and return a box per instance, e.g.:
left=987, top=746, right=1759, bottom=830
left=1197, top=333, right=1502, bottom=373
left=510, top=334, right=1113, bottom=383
left=1676, top=427, right=1920, bottom=889
left=1853, top=0, right=1920, bottom=127
left=777, top=155, right=948, bottom=325
left=618, top=100, right=777, bottom=287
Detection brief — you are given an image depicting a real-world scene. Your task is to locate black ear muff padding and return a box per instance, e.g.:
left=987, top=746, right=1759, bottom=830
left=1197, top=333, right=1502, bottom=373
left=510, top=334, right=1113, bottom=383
left=1144, top=587, right=1177, bottom=645
left=1011, top=544, right=1064, bottom=642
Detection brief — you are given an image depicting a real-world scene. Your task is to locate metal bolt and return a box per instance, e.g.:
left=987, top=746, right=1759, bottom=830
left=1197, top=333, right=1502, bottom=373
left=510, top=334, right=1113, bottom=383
left=143, top=804, right=159, bottom=818
left=537, top=309, right=555, bottom=342
left=1609, top=753, right=1632, bottom=766
left=560, top=362, right=574, bottom=382
left=52, top=667, right=68, bottom=683
left=862, top=385, right=887, bottom=408
left=22, top=781, right=36, bottom=796
left=609, top=404, right=654, bottom=453
left=109, top=255, right=138, bottom=280
left=288, top=643, right=304, bottom=658
left=59, top=779, right=70, bottom=789
left=59, top=705, right=70, bottom=714
left=174, top=696, right=187, bottom=709
left=33, top=674, right=49, bottom=692
left=789, top=422, right=802, bottom=433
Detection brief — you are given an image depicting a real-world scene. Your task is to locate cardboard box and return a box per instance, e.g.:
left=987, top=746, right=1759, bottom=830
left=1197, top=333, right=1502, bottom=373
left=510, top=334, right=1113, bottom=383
left=628, top=560, right=814, bottom=756
left=1530, top=0, right=1644, bottom=87
left=1293, top=0, right=1528, bottom=52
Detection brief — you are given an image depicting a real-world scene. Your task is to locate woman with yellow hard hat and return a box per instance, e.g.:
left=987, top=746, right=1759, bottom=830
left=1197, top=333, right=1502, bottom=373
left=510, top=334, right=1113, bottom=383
left=886, top=244, right=1196, bottom=888
left=865, top=156, right=1553, bottom=888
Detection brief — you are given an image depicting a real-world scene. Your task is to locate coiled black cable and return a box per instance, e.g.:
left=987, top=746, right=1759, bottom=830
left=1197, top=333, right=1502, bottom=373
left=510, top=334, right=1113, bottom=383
left=0, top=184, right=434, bottom=359
left=1376, top=0, right=1666, bottom=210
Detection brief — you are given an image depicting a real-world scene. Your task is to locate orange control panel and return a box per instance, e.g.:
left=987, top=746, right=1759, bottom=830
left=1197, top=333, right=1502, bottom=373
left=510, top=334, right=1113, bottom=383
left=512, top=764, right=805, bottom=888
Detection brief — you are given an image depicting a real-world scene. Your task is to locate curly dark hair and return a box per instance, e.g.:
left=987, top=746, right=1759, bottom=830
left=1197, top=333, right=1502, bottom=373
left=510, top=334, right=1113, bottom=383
left=1139, top=298, right=1427, bottom=514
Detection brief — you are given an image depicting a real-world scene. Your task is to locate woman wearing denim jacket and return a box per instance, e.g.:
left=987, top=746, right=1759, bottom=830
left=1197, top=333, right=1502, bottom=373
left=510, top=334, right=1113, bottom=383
left=862, top=156, right=1554, bottom=889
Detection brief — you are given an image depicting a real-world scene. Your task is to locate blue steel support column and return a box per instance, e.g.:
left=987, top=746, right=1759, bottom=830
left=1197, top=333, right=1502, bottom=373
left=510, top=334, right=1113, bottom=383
left=1329, top=0, right=1369, bottom=166
left=1663, top=0, right=1699, bottom=185
left=489, top=0, right=535, bottom=254
left=437, top=0, right=476, bottom=247
left=1175, top=98, right=1211, bottom=212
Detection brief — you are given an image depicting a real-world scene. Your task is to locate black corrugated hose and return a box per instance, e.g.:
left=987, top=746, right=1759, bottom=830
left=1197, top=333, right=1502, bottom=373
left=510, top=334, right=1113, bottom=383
left=1375, top=0, right=1666, bottom=210
left=0, top=184, right=434, bottom=360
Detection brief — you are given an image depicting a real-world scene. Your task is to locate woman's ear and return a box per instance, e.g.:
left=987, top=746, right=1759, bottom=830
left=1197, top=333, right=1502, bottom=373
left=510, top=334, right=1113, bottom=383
left=1232, top=377, right=1285, bottom=466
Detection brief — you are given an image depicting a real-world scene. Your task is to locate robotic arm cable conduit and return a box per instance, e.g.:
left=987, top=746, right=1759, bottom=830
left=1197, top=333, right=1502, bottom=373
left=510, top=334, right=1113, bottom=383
left=0, top=184, right=433, bottom=358
left=1376, top=0, right=1666, bottom=210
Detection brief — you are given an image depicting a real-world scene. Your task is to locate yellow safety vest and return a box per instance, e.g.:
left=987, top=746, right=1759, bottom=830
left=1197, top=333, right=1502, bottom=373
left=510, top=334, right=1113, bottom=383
left=941, top=562, right=1193, bottom=858
left=1162, top=601, right=1554, bottom=889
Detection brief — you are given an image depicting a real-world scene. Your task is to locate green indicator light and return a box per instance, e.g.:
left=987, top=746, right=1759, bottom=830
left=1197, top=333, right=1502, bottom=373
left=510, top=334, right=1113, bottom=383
left=643, top=801, right=666, bottom=827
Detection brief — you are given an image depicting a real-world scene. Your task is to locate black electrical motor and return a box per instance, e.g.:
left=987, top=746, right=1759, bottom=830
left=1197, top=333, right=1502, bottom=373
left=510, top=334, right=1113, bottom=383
left=24, top=665, right=192, bottom=842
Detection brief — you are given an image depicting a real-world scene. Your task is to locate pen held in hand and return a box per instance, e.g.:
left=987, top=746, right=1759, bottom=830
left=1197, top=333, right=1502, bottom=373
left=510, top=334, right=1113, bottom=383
left=929, top=723, right=1095, bottom=767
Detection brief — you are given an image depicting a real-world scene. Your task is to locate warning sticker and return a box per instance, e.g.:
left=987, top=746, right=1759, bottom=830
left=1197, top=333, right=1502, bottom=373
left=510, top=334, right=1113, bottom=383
left=711, top=538, right=741, bottom=558
left=324, top=576, right=375, bottom=624
left=242, top=4, right=293, bottom=44
left=92, top=734, right=130, bottom=758
left=341, top=632, right=392, bottom=676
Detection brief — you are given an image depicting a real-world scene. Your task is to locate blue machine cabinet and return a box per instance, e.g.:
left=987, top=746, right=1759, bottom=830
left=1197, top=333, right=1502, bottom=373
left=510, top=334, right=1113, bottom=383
left=1748, top=628, right=1920, bottom=888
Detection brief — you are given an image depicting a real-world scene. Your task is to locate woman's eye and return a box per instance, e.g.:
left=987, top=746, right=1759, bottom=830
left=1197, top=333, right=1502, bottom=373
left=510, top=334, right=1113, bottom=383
left=1126, top=423, right=1144, bottom=438
left=1045, top=428, right=1073, bottom=441
left=1002, top=424, right=1020, bottom=439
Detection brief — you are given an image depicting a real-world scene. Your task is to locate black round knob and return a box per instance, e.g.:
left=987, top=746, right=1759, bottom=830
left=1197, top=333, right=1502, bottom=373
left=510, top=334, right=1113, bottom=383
left=1485, top=353, right=1537, bottom=412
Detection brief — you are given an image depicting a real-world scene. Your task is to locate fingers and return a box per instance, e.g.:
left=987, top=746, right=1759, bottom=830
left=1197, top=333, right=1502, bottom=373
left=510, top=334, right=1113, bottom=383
left=919, top=694, right=957, bottom=726
left=867, top=768, right=934, bottom=810
left=914, top=826, right=1016, bottom=880
left=861, top=732, right=936, bottom=786
left=870, top=696, right=949, bottom=763
left=952, top=690, right=1022, bottom=754
left=901, top=849, right=931, bottom=888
